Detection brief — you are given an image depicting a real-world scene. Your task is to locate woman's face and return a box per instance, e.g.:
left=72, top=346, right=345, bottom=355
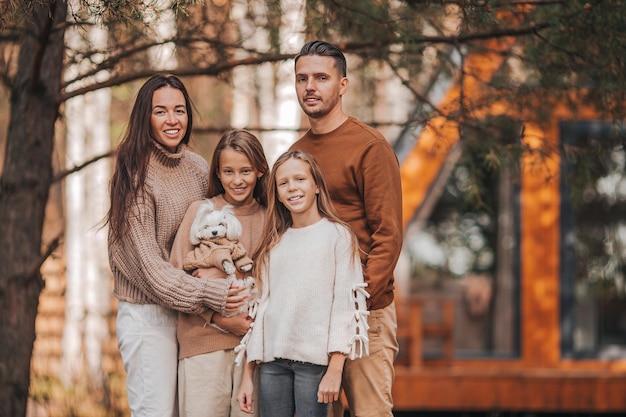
left=218, top=147, right=262, bottom=206
left=150, top=86, right=188, bottom=152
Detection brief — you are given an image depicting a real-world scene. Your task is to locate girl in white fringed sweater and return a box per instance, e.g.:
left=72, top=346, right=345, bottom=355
left=236, top=150, right=369, bottom=417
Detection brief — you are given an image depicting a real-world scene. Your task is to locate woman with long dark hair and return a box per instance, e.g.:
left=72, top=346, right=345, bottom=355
left=106, top=74, right=246, bottom=417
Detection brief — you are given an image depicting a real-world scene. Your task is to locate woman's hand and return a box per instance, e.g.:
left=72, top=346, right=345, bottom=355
left=192, top=269, right=248, bottom=315
left=212, top=312, right=252, bottom=336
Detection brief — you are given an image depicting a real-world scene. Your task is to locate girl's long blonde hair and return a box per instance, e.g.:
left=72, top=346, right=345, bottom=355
left=252, top=150, right=359, bottom=283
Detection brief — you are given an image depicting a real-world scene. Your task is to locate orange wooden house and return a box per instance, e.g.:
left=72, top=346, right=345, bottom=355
left=391, top=32, right=626, bottom=413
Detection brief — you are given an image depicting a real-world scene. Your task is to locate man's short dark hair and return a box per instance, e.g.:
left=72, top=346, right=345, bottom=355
left=295, top=40, right=347, bottom=78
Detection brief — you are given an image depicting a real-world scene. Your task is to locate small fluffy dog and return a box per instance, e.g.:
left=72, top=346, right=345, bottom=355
left=184, top=200, right=255, bottom=316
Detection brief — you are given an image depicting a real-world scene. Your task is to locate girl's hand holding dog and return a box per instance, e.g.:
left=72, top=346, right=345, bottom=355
left=212, top=312, right=252, bottom=336
left=224, top=284, right=249, bottom=314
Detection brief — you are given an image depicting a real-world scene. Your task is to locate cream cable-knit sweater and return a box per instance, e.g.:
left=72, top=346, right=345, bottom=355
left=246, top=218, right=369, bottom=366
left=108, top=141, right=230, bottom=314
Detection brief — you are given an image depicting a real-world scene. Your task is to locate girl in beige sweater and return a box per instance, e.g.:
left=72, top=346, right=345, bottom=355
left=170, top=130, right=268, bottom=417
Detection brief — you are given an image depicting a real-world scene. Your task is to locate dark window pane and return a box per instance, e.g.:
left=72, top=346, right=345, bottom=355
left=560, top=121, right=626, bottom=359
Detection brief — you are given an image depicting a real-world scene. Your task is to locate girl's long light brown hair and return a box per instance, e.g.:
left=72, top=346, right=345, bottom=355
left=252, top=150, right=359, bottom=284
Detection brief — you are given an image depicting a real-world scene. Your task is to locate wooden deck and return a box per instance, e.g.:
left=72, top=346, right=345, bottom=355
left=392, top=297, right=626, bottom=413
left=393, top=366, right=626, bottom=412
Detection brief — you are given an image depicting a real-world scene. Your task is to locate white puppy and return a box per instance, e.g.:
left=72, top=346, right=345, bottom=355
left=185, top=200, right=256, bottom=317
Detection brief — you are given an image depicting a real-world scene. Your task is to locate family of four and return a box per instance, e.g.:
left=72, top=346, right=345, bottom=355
left=106, top=40, right=403, bottom=417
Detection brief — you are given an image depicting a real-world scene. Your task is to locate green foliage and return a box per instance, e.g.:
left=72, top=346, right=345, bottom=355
left=297, top=0, right=626, bottom=121
left=171, top=0, right=205, bottom=17
left=0, top=0, right=33, bottom=28
left=305, top=0, right=394, bottom=47
left=520, top=1, right=626, bottom=117
left=5, top=0, right=624, bottom=127
left=455, top=116, right=522, bottom=212
left=64, top=0, right=203, bottom=27
left=562, top=122, right=626, bottom=207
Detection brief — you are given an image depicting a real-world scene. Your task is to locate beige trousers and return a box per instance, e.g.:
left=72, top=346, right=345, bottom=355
left=338, top=302, right=399, bottom=417
left=178, top=350, right=250, bottom=417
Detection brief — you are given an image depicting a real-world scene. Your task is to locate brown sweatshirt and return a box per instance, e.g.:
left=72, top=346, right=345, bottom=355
left=108, top=142, right=230, bottom=314
left=290, top=117, right=403, bottom=310
left=170, top=195, right=266, bottom=359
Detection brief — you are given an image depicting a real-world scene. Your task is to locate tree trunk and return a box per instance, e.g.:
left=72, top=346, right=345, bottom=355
left=61, top=5, right=112, bottom=389
left=0, top=1, right=67, bottom=416
left=146, top=0, right=177, bottom=70
left=62, top=88, right=113, bottom=389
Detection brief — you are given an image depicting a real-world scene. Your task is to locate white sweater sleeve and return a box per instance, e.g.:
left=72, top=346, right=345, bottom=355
left=327, top=225, right=370, bottom=359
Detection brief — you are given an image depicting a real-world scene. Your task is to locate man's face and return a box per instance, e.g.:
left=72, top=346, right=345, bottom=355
left=295, top=55, right=348, bottom=119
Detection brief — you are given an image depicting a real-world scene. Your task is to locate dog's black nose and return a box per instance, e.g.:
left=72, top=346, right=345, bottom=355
left=212, top=230, right=218, bottom=236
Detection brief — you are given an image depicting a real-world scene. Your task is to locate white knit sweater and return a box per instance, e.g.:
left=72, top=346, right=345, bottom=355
left=245, top=218, right=369, bottom=366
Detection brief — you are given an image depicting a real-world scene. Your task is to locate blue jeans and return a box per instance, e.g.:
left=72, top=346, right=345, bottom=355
left=258, top=359, right=329, bottom=417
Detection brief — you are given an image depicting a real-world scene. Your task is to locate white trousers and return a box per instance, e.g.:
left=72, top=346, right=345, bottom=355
left=117, top=301, right=179, bottom=417
left=178, top=350, right=248, bottom=417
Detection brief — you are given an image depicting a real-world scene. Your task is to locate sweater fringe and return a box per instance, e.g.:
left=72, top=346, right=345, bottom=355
left=234, top=300, right=259, bottom=366
left=348, top=282, right=370, bottom=359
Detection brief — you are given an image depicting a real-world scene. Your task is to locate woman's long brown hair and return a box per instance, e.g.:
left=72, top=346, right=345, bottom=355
left=105, top=74, right=194, bottom=244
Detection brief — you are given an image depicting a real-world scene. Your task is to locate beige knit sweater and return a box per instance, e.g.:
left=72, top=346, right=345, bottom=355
left=108, top=141, right=230, bottom=314
left=169, top=194, right=266, bottom=360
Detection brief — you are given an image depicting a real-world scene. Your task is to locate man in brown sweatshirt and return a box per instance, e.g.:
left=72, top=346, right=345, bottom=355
left=290, top=40, right=403, bottom=417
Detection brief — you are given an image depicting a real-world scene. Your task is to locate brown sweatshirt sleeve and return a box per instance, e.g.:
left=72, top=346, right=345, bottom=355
left=359, top=141, right=403, bottom=309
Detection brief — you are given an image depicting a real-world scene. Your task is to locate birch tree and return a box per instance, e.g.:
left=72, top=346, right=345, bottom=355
left=61, top=4, right=112, bottom=387
left=230, top=0, right=304, bottom=163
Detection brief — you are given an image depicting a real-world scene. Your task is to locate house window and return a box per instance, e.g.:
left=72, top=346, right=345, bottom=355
left=560, top=121, right=626, bottom=359
left=402, top=119, right=521, bottom=359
